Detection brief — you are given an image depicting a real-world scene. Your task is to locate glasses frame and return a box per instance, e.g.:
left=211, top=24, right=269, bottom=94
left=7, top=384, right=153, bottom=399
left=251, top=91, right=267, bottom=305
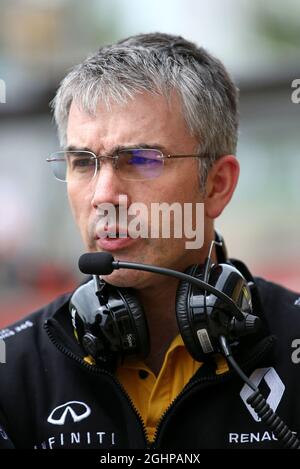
left=46, top=148, right=211, bottom=182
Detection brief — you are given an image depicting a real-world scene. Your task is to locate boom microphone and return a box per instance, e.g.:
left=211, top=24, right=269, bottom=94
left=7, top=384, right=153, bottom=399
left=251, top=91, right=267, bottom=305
left=79, top=252, right=114, bottom=275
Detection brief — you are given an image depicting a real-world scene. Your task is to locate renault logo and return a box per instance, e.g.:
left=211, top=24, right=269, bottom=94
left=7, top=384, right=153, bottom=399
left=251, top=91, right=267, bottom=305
left=47, top=401, right=91, bottom=425
left=240, top=367, right=285, bottom=422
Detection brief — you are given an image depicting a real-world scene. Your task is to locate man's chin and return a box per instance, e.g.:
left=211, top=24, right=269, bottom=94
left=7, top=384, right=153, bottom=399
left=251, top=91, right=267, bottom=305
left=101, top=269, right=150, bottom=290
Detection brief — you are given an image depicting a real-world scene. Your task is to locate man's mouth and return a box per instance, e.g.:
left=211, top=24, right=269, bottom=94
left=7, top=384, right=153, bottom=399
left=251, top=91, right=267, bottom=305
left=95, top=226, right=129, bottom=239
left=93, top=226, right=138, bottom=252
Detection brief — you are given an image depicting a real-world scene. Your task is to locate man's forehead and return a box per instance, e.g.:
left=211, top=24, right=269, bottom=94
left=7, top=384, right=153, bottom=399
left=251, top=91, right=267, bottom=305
left=66, top=91, right=193, bottom=151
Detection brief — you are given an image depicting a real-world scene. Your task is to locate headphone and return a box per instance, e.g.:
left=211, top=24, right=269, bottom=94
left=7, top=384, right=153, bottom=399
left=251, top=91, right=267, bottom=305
left=70, top=231, right=262, bottom=366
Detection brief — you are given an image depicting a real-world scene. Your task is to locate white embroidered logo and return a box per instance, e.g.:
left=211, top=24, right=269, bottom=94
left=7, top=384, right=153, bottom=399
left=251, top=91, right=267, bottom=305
left=47, top=401, right=91, bottom=425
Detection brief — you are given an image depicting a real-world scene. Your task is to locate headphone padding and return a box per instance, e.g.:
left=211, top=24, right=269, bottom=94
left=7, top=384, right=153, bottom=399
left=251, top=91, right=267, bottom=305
left=117, top=287, right=150, bottom=359
left=176, top=264, right=204, bottom=361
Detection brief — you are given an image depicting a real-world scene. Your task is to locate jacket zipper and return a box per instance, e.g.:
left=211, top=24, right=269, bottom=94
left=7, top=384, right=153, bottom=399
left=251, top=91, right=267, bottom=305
left=44, top=320, right=151, bottom=448
left=151, top=375, right=226, bottom=448
left=152, top=335, right=275, bottom=448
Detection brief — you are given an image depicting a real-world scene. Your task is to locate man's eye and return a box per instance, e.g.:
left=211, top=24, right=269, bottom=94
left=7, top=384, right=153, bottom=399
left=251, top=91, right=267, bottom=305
left=129, top=156, right=150, bottom=165
left=72, top=158, right=94, bottom=169
left=125, top=152, right=161, bottom=165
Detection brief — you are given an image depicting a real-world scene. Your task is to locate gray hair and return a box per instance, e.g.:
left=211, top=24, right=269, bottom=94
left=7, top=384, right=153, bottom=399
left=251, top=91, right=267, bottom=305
left=51, top=32, right=239, bottom=187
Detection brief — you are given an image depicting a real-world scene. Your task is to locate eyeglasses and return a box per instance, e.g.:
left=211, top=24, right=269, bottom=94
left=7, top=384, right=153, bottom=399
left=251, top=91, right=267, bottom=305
left=46, top=148, right=210, bottom=183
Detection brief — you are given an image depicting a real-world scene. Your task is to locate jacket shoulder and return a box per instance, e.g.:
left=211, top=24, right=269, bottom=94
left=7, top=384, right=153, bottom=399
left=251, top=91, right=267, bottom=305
left=0, top=292, right=71, bottom=362
left=255, top=276, right=300, bottom=332
left=255, top=276, right=300, bottom=307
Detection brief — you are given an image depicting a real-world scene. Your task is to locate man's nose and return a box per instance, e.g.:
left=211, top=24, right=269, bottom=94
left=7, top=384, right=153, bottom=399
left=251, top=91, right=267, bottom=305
left=90, top=160, right=127, bottom=209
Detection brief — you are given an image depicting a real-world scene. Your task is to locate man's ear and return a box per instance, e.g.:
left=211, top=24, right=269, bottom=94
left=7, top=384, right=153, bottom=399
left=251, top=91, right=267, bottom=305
left=204, top=155, right=239, bottom=219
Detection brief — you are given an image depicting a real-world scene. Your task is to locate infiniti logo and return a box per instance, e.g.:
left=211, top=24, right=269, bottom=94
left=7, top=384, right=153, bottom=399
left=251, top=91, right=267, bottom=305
left=47, top=401, right=91, bottom=425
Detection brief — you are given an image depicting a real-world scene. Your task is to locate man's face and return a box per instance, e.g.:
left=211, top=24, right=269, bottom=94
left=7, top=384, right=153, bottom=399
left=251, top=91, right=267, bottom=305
left=66, top=91, right=209, bottom=289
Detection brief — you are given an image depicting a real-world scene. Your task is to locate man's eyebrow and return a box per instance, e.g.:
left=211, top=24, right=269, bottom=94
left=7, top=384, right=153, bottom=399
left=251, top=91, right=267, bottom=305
left=64, top=143, right=167, bottom=154
left=64, top=145, right=94, bottom=153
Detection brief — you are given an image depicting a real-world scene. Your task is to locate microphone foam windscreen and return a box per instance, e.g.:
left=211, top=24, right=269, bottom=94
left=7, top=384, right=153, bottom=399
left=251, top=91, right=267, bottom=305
left=78, top=252, right=114, bottom=275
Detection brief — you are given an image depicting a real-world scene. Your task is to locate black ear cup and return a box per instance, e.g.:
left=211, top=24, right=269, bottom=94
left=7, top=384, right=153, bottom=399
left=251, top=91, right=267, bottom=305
left=70, top=279, right=150, bottom=361
left=175, top=264, right=205, bottom=361
left=116, top=287, right=150, bottom=359
left=175, top=259, right=262, bottom=362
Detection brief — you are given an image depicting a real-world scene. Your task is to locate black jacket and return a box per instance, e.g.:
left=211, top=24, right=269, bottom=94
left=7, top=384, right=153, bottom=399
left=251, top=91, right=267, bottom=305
left=0, top=277, right=300, bottom=449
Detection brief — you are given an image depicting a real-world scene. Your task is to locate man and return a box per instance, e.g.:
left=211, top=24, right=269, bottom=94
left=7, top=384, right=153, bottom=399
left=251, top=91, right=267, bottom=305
left=0, top=33, right=299, bottom=449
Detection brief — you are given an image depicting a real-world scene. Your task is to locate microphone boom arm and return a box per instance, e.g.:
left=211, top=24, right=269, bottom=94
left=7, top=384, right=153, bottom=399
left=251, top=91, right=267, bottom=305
left=113, top=260, right=244, bottom=321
